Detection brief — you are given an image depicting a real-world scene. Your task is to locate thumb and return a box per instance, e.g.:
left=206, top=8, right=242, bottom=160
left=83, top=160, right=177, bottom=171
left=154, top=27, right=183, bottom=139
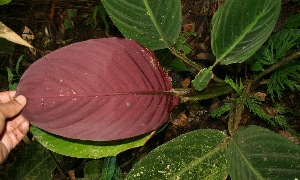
left=0, top=95, right=27, bottom=120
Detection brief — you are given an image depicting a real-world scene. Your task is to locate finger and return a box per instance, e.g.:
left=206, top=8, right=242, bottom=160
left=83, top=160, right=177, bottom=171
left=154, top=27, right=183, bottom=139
left=0, top=95, right=27, bottom=120
left=5, top=115, right=29, bottom=135
left=0, top=91, right=16, bottom=103
left=3, top=116, right=29, bottom=151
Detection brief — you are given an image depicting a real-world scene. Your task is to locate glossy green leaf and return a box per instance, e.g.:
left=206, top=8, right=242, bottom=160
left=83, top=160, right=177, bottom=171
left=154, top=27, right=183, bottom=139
left=191, top=68, right=213, bottom=91
left=102, top=0, right=181, bottom=50
left=211, top=0, right=281, bottom=65
left=8, top=140, right=63, bottom=179
left=127, top=129, right=228, bottom=179
left=30, top=126, right=153, bottom=158
left=227, top=125, right=300, bottom=179
left=84, top=160, right=102, bottom=179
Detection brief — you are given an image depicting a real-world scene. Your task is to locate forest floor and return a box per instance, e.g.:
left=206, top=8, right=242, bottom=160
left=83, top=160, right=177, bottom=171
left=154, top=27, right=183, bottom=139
left=0, top=0, right=299, bottom=178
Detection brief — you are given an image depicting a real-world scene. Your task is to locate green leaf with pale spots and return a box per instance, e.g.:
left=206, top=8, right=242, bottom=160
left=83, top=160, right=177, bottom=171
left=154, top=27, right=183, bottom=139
left=30, top=126, right=154, bottom=158
left=227, top=125, right=300, bottom=179
left=8, top=140, right=63, bottom=179
left=127, top=129, right=228, bottom=179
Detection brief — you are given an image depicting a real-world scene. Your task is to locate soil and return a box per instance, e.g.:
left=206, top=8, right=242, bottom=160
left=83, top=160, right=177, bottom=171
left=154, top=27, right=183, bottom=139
left=0, top=0, right=299, bottom=179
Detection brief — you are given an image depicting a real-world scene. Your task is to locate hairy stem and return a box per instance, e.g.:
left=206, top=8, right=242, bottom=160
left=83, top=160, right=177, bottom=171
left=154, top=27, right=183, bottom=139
left=168, top=46, right=204, bottom=71
left=228, top=80, right=252, bottom=135
left=168, top=47, right=224, bottom=83
left=180, top=84, right=232, bottom=101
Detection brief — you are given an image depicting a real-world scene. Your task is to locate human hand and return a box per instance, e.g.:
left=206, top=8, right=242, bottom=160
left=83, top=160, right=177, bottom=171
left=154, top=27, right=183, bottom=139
left=0, top=91, right=29, bottom=164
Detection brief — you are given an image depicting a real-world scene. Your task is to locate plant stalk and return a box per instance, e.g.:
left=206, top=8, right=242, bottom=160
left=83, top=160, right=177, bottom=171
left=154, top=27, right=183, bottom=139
left=168, top=46, right=205, bottom=71
left=180, top=84, right=232, bottom=101
left=168, top=47, right=224, bottom=83
left=230, top=80, right=252, bottom=135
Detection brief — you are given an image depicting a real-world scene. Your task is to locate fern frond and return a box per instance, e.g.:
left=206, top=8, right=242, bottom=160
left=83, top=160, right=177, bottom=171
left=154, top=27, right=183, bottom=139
left=272, top=104, right=292, bottom=130
left=285, top=13, right=300, bottom=29
left=273, top=115, right=289, bottom=130
left=267, top=63, right=300, bottom=100
left=249, top=29, right=300, bottom=71
left=246, top=97, right=272, bottom=124
left=249, top=46, right=275, bottom=71
left=225, top=76, right=243, bottom=94
left=270, top=29, right=300, bottom=60
left=210, top=102, right=231, bottom=118
left=246, top=96, right=290, bottom=129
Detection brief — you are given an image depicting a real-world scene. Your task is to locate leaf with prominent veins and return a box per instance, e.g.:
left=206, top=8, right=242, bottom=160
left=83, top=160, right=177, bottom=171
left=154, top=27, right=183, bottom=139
left=17, top=38, right=179, bottom=141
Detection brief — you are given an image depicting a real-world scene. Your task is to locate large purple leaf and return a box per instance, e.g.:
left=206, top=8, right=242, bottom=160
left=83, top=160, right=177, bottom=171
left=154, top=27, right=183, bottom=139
left=17, top=38, right=179, bottom=141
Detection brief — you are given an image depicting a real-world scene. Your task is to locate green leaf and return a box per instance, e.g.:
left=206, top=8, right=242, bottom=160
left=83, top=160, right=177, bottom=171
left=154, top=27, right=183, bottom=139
left=16, top=55, right=25, bottom=76
left=112, top=166, right=122, bottom=180
left=0, top=0, right=11, bottom=5
left=127, top=129, right=228, bottom=179
left=227, top=125, right=300, bottom=179
left=191, top=68, right=213, bottom=91
left=102, top=156, right=116, bottom=180
left=8, top=140, right=63, bottom=179
left=30, top=126, right=153, bottom=158
left=84, top=160, right=102, bottom=179
left=211, top=0, right=281, bottom=65
left=64, top=19, right=73, bottom=29
left=170, top=58, right=190, bottom=71
left=6, top=67, right=17, bottom=90
left=102, top=0, right=181, bottom=50
left=155, top=49, right=189, bottom=72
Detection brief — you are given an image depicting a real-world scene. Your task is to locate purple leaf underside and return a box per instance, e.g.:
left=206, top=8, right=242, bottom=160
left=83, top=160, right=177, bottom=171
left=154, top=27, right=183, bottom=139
left=17, top=38, right=179, bottom=141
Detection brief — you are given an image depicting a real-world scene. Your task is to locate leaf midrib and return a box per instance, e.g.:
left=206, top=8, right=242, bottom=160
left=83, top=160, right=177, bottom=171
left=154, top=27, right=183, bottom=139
left=232, top=138, right=264, bottom=179
left=170, top=136, right=229, bottom=178
left=142, top=0, right=169, bottom=47
left=216, top=5, right=269, bottom=63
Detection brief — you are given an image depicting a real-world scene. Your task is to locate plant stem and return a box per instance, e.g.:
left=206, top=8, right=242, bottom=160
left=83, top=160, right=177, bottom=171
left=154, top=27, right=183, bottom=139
left=168, top=47, right=205, bottom=71
left=212, top=74, right=224, bottom=83
left=252, top=51, right=300, bottom=83
left=168, top=47, right=224, bottom=83
left=228, top=80, right=252, bottom=135
left=180, top=84, right=232, bottom=101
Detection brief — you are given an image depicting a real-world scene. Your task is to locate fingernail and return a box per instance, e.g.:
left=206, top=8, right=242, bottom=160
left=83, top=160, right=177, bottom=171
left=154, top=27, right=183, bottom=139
left=15, top=95, right=26, bottom=105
